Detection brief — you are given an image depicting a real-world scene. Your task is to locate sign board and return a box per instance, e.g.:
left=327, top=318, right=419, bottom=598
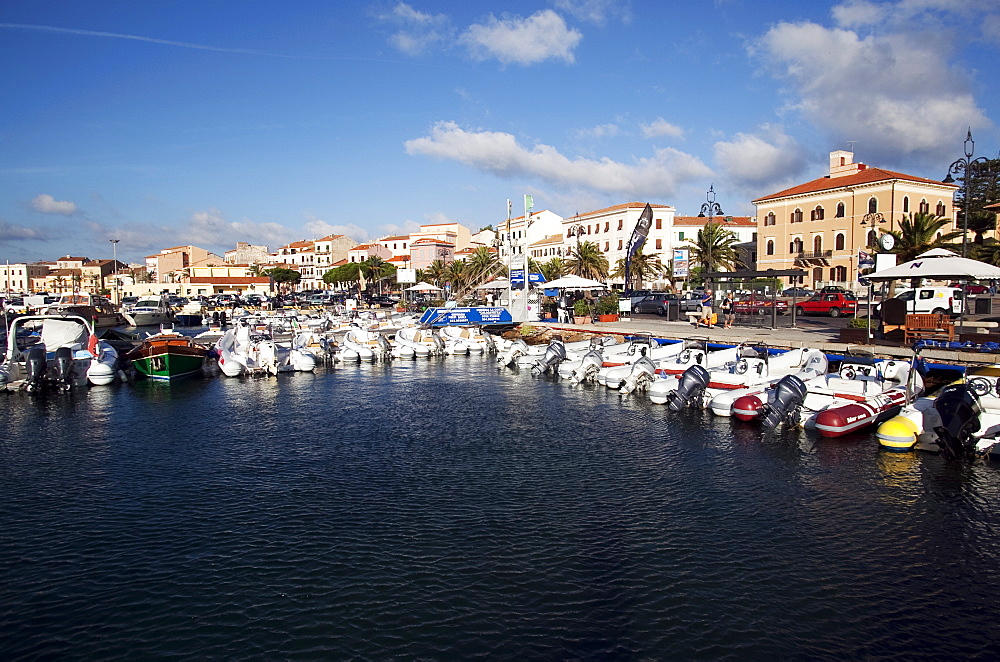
left=418, top=306, right=514, bottom=327
left=673, top=248, right=690, bottom=278
left=396, top=268, right=416, bottom=284
left=509, top=270, right=546, bottom=283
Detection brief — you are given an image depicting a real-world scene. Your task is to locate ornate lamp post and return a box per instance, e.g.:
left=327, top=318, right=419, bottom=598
left=567, top=222, right=586, bottom=275
left=697, top=184, right=725, bottom=276
left=943, top=129, right=991, bottom=258
left=109, top=239, right=120, bottom=304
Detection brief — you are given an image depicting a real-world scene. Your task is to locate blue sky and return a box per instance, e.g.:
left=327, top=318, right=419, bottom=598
left=1, top=0, right=997, bottom=264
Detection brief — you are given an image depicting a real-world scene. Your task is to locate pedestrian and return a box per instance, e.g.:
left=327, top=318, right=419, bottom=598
left=701, top=288, right=714, bottom=328
left=722, top=292, right=734, bottom=328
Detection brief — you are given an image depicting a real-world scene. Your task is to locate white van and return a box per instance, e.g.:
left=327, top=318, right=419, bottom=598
left=878, top=286, right=964, bottom=316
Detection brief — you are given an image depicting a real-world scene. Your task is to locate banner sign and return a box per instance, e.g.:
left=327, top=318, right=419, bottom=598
left=418, top=307, right=514, bottom=327
left=509, top=270, right=546, bottom=283
left=673, top=248, right=689, bottom=278
left=624, top=203, right=654, bottom=292
left=396, top=268, right=416, bottom=284
left=858, top=250, right=875, bottom=269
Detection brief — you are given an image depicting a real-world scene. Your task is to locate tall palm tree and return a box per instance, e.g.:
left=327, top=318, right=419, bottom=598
left=466, top=246, right=500, bottom=283
left=885, top=212, right=962, bottom=263
left=445, top=260, right=469, bottom=290
left=610, top=251, right=664, bottom=291
left=566, top=240, right=609, bottom=280
left=966, top=211, right=997, bottom=245
left=538, top=257, right=567, bottom=282
left=423, top=260, right=448, bottom=287
left=684, top=221, right=739, bottom=274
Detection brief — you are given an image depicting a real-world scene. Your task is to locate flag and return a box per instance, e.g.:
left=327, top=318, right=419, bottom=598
left=858, top=250, right=875, bottom=268
left=87, top=333, right=99, bottom=357
left=624, top=203, right=654, bottom=293
left=524, top=194, right=533, bottom=211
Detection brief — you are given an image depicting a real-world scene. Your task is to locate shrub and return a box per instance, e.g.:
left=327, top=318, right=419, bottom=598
left=595, top=294, right=620, bottom=315
left=573, top=299, right=591, bottom=316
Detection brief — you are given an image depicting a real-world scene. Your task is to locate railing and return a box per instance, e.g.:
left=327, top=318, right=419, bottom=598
left=796, top=250, right=833, bottom=259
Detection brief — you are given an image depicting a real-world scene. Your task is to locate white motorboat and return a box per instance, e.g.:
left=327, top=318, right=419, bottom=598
left=732, top=355, right=922, bottom=437
left=124, top=294, right=176, bottom=327
left=395, top=327, right=445, bottom=358
left=1, top=314, right=119, bottom=391
left=706, top=349, right=829, bottom=416
left=595, top=339, right=688, bottom=388
left=215, top=323, right=314, bottom=376
left=341, top=326, right=392, bottom=362
left=439, top=325, right=490, bottom=354
left=40, top=292, right=125, bottom=328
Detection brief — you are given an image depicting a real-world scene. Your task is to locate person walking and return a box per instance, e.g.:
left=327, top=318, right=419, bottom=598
left=701, top=288, right=714, bottom=328
left=721, top=292, right=734, bottom=328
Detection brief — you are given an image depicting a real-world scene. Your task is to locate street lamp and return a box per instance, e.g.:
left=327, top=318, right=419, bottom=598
left=697, top=184, right=726, bottom=277
left=943, top=128, right=991, bottom=258
left=109, top=239, right=119, bottom=304
left=567, top=222, right=586, bottom=275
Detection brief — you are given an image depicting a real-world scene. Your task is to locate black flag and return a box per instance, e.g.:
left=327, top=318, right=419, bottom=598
left=624, top=203, right=653, bottom=294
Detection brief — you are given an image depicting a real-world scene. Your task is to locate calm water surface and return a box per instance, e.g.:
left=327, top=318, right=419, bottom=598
left=2, top=355, right=1000, bottom=660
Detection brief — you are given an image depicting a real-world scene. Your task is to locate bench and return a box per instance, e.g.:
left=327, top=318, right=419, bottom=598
left=904, top=313, right=955, bottom=345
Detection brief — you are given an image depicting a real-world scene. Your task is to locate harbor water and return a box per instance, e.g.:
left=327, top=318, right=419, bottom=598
left=3, top=354, right=1000, bottom=659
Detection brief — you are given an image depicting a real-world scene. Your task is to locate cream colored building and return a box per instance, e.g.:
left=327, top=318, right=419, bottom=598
left=2, top=262, right=51, bottom=293
left=753, top=151, right=958, bottom=289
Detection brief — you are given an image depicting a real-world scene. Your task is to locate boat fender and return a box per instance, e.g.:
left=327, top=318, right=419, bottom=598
left=733, top=394, right=765, bottom=421
left=760, top=374, right=808, bottom=429
left=667, top=364, right=710, bottom=411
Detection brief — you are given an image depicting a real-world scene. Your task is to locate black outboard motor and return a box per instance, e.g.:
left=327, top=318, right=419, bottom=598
left=760, top=374, right=808, bottom=428
left=54, top=346, right=75, bottom=390
left=667, top=364, right=711, bottom=411
left=933, top=384, right=983, bottom=463
left=532, top=339, right=567, bottom=374
left=24, top=345, right=47, bottom=393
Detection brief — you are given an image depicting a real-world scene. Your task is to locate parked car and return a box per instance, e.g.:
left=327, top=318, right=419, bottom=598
left=874, top=287, right=964, bottom=317
left=678, top=292, right=706, bottom=313
left=365, top=295, right=398, bottom=308
left=632, top=293, right=680, bottom=315
left=950, top=282, right=989, bottom=294
left=781, top=287, right=813, bottom=298
left=627, top=289, right=670, bottom=306
left=733, top=294, right=789, bottom=315
left=794, top=292, right=858, bottom=317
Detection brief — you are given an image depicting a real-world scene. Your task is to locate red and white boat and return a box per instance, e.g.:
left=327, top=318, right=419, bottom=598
left=731, top=356, right=922, bottom=437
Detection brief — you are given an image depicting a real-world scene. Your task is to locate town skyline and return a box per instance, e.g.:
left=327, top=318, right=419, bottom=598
left=2, top=0, right=997, bottom=264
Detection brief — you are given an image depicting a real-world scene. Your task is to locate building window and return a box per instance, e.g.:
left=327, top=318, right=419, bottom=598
left=835, top=233, right=845, bottom=250
left=868, top=197, right=878, bottom=214
left=655, top=218, right=662, bottom=230
left=791, top=208, right=803, bottom=223
left=655, top=238, right=662, bottom=249
left=835, top=202, right=845, bottom=218
left=678, top=232, right=685, bottom=240
left=765, top=212, right=776, bottom=226
left=766, top=240, right=774, bottom=256
left=618, top=219, right=623, bottom=230
left=867, top=229, right=877, bottom=246
left=813, top=235, right=822, bottom=253
left=811, top=205, right=824, bottom=221
left=919, top=198, right=929, bottom=214
left=936, top=201, right=946, bottom=216
left=617, top=239, right=623, bottom=250
left=604, top=221, right=609, bottom=232
left=903, top=196, right=909, bottom=213
left=604, top=242, right=609, bottom=251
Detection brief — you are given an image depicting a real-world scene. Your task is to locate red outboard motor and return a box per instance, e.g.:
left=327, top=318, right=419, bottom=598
left=24, top=345, right=47, bottom=393
left=667, top=364, right=710, bottom=411
left=933, top=383, right=983, bottom=462
left=760, top=374, right=808, bottom=429
left=54, top=346, right=74, bottom=390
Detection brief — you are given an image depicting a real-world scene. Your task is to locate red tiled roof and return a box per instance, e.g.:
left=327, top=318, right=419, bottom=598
left=379, top=235, right=410, bottom=241
left=674, top=216, right=755, bottom=226
left=315, top=234, right=346, bottom=241
left=411, top=238, right=454, bottom=246
left=753, top=167, right=957, bottom=203
left=387, top=255, right=411, bottom=263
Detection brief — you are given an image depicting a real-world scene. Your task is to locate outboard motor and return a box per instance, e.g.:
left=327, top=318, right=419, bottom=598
left=667, top=364, right=711, bottom=411
left=24, top=345, right=47, bottom=393
left=571, top=348, right=605, bottom=384
left=482, top=330, right=497, bottom=354
left=933, top=383, right=983, bottom=463
left=430, top=331, right=446, bottom=355
left=498, top=339, right=529, bottom=368
left=760, top=374, right=809, bottom=428
left=531, top=338, right=567, bottom=374
left=54, top=346, right=75, bottom=390
left=377, top=333, right=393, bottom=358
left=620, top=355, right=658, bottom=395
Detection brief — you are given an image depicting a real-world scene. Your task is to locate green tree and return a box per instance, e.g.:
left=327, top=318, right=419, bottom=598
left=538, top=257, right=567, bottom=282
left=423, top=260, right=448, bottom=287
left=684, top=221, right=739, bottom=274
left=266, top=267, right=301, bottom=293
left=445, top=260, right=469, bottom=289
left=610, top=251, right=664, bottom=291
left=885, top=212, right=962, bottom=263
left=966, top=211, right=997, bottom=245
left=466, top=245, right=500, bottom=283
left=566, top=240, right=609, bottom=280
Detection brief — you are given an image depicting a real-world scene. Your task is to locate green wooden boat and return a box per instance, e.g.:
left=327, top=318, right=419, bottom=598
left=125, top=332, right=210, bottom=380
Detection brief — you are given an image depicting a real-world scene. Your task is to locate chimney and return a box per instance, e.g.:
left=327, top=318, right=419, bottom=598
left=829, top=150, right=862, bottom=178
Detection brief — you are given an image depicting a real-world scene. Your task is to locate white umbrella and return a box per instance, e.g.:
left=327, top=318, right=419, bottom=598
left=865, top=248, right=1000, bottom=281
left=543, top=274, right=607, bottom=289
left=405, top=281, right=443, bottom=292
left=476, top=278, right=510, bottom=289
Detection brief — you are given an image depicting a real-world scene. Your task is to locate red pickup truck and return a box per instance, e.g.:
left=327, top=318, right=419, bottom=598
left=794, top=292, right=858, bottom=318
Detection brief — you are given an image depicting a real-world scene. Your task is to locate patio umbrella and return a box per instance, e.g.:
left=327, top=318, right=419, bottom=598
left=476, top=278, right=510, bottom=289
left=865, top=248, right=1000, bottom=281
left=542, top=274, right=607, bottom=289
left=405, top=281, right=443, bottom=291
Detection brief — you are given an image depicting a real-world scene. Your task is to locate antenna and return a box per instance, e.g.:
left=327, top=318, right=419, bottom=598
left=846, top=140, right=858, bottom=153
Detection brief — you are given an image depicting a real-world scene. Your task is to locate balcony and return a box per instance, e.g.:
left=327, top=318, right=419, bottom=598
left=796, top=249, right=833, bottom=259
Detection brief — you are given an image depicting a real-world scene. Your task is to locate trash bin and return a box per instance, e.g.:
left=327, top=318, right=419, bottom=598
left=666, top=302, right=680, bottom=321
left=975, top=297, right=993, bottom=314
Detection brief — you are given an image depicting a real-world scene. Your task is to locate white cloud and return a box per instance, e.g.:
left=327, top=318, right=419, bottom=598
left=577, top=123, right=621, bottom=139
left=553, top=0, right=632, bottom=26
left=182, top=208, right=296, bottom=253
left=0, top=219, right=48, bottom=242
left=378, top=2, right=453, bottom=56
left=713, top=126, right=809, bottom=190
left=405, top=120, right=712, bottom=198
left=831, top=0, right=887, bottom=28
left=302, top=216, right=371, bottom=243
left=461, top=10, right=582, bottom=65
left=757, top=18, right=990, bottom=163
left=30, top=193, right=78, bottom=215
left=376, top=219, right=421, bottom=237
left=641, top=118, right=684, bottom=139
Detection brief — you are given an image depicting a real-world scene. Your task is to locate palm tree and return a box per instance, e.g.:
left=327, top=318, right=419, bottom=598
left=466, top=246, right=500, bottom=283
left=684, top=221, right=739, bottom=275
left=538, top=257, right=567, bottom=282
left=610, top=251, right=664, bottom=291
left=566, top=240, right=609, bottom=280
left=966, top=211, right=997, bottom=245
left=885, top=212, right=962, bottom=263
left=445, top=260, right=469, bottom=290
left=423, top=260, right=448, bottom=287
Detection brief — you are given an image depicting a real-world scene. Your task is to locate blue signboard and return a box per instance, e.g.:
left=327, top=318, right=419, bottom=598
left=509, top=270, right=546, bottom=283
left=418, top=306, right=514, bottom=327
